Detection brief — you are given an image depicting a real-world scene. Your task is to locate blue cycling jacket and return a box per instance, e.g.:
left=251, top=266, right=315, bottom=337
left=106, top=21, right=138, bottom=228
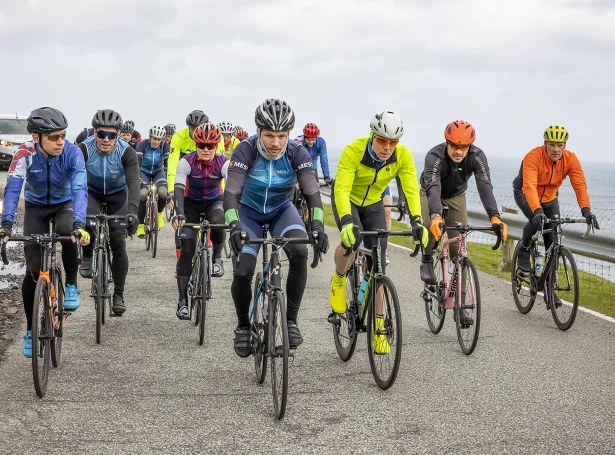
left=293, top=135, right=329, bottom=178
left=136, top=139, right=169, bottom=175
left=82, top=135, right=130, bottom=195
left=1, top=140, right=88, bottom=225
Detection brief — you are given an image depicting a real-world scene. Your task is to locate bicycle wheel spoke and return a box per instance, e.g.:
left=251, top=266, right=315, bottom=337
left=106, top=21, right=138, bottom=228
left=455, top=258, right=481, bottom=355
left=424, top=254, right=446, bottom=334
left=269, top=290, right=288, bottom=419
left=332, top=268, right=358, bottom=361
left=550, top=247, right=579, bottom=330
left=511, top=242, right=537, bottom=314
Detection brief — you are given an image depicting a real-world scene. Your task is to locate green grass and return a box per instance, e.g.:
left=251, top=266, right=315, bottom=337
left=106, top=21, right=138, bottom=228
left=323, top=203, right=615, bottom=319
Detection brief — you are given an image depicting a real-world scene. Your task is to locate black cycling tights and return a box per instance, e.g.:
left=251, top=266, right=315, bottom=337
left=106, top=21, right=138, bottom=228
left=231, top=228, right=308, bottom=328
left=22, top=202, right=77, bottom=331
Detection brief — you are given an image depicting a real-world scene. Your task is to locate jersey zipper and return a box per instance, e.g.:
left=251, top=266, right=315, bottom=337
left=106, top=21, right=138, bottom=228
left=103, top=155, right=107, bottom=195
left=360, top=165, right=383, bottom=206
left=264, top=160, right=272, bottom=213
left=540, top=161, right=556, bottom=202
left=47, top=159, right=51, bottom=205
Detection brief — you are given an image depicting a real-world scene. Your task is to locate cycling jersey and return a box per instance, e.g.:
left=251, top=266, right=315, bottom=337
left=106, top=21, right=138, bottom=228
left=420, top=142, right=499, bottom=219
left=513, top=145, right=590, bottom=213
left=1, top=140, right=88, bottom=225
left=78, top=136, right=140, bottom=215
left=293, top=135, right=330, bottom=178
left=174, top=153, right=229, bottom=203
left=167, top=127, right=197, bottom=188
left=333, top=136, right=421, bottom=226
left=136, top=139, right=170, bottom=175
left=225, top=138, right=317, bottom=214
left=218, top=136, right=240, bottom=159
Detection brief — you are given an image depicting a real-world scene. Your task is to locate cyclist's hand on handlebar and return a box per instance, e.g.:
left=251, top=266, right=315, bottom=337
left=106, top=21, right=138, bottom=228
left=126, top=212, right=138, bottom=235
left=71, top=226, right=91, bottom=246
left=0, top=221, right=12, bottom=243
left=490, top=216, right=508, bottom=242
left=428, top=215, right=445, bottom=242
left=324, top=176, right=332, bottom=186
left=410, top=216, right=429, bottom=248
left=581, top=208, right=600, bottom=230
left=229, top=223, right=249, bottom=256
left=166, top=193, right=175, bottom=210
left=172, top=214, right=185, bottom=231
left=532, top=209, right=547, bottom=232
left=340, top=223, right=355, bottom=249
left=312, top=227, right=329, bottom=254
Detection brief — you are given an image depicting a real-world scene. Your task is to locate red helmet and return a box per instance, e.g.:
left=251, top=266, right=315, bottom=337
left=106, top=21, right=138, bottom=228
left=193, top=123, right=221, bottom=144
left=303, top=123, right=320, bottom=138
left=236, top=128, right=249, bottom=140
left=444, top=120, right=476, bottom=145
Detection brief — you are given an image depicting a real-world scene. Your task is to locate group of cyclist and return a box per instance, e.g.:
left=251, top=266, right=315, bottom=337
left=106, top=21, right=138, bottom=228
left=0, top=98, right=600, bottom=360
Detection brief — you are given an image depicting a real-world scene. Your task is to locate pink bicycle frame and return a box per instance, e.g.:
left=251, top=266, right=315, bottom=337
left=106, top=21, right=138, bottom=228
left=436, top=231, right=473, bottom=311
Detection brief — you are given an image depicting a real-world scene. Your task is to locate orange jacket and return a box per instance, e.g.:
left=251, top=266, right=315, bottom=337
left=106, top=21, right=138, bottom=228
left=520, top=146, right=590, bottom=213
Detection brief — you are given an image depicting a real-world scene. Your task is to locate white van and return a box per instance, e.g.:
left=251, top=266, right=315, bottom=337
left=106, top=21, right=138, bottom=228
left=0, top=114, right=30, bottom=169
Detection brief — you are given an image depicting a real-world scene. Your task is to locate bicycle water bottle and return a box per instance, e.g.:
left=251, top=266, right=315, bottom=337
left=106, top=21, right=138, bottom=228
left=357, top=275, right=369, bottom=310
left=535, top=253, right=544, bottom=277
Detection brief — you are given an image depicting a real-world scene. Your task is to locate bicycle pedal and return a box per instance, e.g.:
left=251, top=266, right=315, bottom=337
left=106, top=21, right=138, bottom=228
left=327, top=313, right=341, bottom=325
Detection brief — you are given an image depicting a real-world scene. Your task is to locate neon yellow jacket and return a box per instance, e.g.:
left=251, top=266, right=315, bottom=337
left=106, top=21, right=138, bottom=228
left=333, top=136, right=422, bottom=224
left=217, top=136, right=241, bottom=159
left=167, top=127, right=196, bottom=187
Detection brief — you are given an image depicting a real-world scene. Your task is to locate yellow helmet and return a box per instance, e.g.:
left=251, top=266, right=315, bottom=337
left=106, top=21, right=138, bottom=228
left=543, top=125, right=569, bottom=143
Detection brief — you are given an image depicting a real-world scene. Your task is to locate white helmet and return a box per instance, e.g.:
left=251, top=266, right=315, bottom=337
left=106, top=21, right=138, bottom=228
left=370, top=111, right=404, bottom=140
left=149, top=125, right=166, bottom=139
left=217, top=121, right=234, bottom=134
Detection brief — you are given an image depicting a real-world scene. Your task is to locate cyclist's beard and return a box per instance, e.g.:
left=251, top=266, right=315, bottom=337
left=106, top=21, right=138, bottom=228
left=256, top=133, right=287, bottom=161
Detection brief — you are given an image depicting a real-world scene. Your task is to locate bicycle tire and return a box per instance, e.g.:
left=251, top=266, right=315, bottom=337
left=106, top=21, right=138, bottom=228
left=224, top=241, right=231, bottom=259
left=269, top=289, right=289, bottom=420
left=455, top=258, right=481, bottom=355
left=424, top=253, right=446, bottom=334
left=198, top=251, right=209, bottom=345
left=252, top=272, right=268, bottom=384
left=104, top=243, right=113, bottom=322
left=32, top=277, right=51, bottom=398
left=145, top=204, right=151, bottom=251
left=165, top=204, right=172, bottom=222
left=366, top=275, right=402, bottom=390
left=332, top=267, right=358, bottom=362
left=511, top=242, right=537, bottom=314
left=190, top=254, right=202, bottom=326
left=549, top=246, right=579, bottom=331
left=151, top=204, right=158, bottom=259
left=95, top=249, right=104, bottom=344
left=51, top=267, right=64, bottom=368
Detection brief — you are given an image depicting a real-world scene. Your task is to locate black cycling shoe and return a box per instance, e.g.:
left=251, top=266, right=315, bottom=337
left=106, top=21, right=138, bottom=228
left=112, top=294, right=126, bottom=316
left=211, top=258, right=224, bottom=278
left=420, top=255, right=437, bottom=285
left=233, top=327, right=252, bottom=358
left=79, top=257, right=93, bottom=279
left=454, top=308, right=474, bottom=328
left=287, top=321, right=303, bottom=348
left=517, top=247, right=531, bottom=272
left=176, top=300, right=190, bottom=320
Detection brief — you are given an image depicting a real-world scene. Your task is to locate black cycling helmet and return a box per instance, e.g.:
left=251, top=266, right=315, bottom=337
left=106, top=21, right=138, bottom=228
left=164, top=123, right=177, bottom=135
left=121, top=120, right=135, bottom=134
left=27, top=107, right=68, bottom=134
left=186, top=110, right=209, bottom=127
left=92, top=109, right=123, bottom=130
left=255, top=98, right=295, bottom=131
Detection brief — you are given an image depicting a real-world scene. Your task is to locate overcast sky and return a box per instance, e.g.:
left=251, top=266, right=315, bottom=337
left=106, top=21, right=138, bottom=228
left=1, top=0, right=614, bottom=161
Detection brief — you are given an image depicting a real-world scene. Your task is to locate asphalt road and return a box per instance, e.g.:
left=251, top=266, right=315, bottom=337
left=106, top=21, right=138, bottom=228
left=0, top=218, right=614, bottom=454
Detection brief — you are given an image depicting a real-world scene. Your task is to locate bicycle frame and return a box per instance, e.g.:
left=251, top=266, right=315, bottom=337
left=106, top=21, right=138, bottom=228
left=436, top=230, right=472, bottom=312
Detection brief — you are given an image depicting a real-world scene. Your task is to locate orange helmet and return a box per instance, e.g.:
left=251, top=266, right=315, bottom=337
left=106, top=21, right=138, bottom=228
left=236, top=128, right=249, bottom=140
left=193, top=123, right=221, bottom=144
left=444, top=120, right=476, bottom=145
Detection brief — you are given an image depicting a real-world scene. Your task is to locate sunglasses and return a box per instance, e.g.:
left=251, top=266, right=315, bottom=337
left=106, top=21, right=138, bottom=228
left=196, top=142, right=217, bottom=151
left=374, top=135, right=399, bottom=148
left=96, top=130, right=118, bottom=140
left=44, top=132, right=66, bottom=142
left=447, top=142, right=470, bottom=152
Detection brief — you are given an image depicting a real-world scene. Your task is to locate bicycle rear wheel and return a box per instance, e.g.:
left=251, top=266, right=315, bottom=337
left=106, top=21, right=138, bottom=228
left=198, top=252, right=209, bottom=346
left=145, top=202, right=152, bottom=251
left=32, top=277, right=51, bottom=398
left=224, top=241, right=231, bottom=259
left=332, top=267, right=358, bottom=362
left=165, top=204, right=172, bottom=222
left=455, top=258, right=481, bottom=355
left=549, top=246, right=579, bottom=331
left=367, top=275, right=402, bottom=390
left=511, top=242, right=537, bottom=314
left=51, top=267, right=64, bottom=367
left=95, top=249, right=104, bottom=344
left=424, top=253, right=446, bottom=334
left=252, top=272, right=268, bottom=384
left=269, top=290, right=289, bottom=419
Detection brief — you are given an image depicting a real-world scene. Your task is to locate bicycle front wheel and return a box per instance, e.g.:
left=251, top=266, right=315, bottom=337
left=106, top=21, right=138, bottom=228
left=367, top=275, right=402, bottom=390
left=332, top=267, right=358, bottom=362
left=269, top=290, right=289, bottom=419
left=198, top=252, right=209, bottom=346
left=424, top=253, right=446, bottom=334
left=95, top=249, right=104, bottom=344
left=549, top=246, right=579, bottom=331
left=455, top=258, right=481, bottom=355
left=152, top=208, right=158, bottom=258
left=32, top=277, right=51, bottom=398
left=190, top=254, right=202, bottom=326
left=51, top=267, right=64, bottom=367
left=252, top=272, right=268, bottom=384
left=511, top=242, right=536, bottom=314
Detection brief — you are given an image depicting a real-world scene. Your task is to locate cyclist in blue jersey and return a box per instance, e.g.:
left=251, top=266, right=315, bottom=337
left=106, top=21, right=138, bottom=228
left=135, top=125, right=170, bottom=237
left=119, top=120, right=141, bottom=150
left=172, top=123, right=229, bottom=319
left=294, top=123, right=331, bottom=183
left=224, top=98, right=329, bottom=357
left=0, top=107, right=90, bottom=358
left=77, top=109, right=140, bottom=316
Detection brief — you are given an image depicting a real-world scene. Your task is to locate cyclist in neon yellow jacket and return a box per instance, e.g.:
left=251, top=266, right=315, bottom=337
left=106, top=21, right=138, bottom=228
left=166, top=110, right=208, bottom=210
left=329, top=111, right=428, bottom=354
left=216, top=121, right=241, bottom=159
